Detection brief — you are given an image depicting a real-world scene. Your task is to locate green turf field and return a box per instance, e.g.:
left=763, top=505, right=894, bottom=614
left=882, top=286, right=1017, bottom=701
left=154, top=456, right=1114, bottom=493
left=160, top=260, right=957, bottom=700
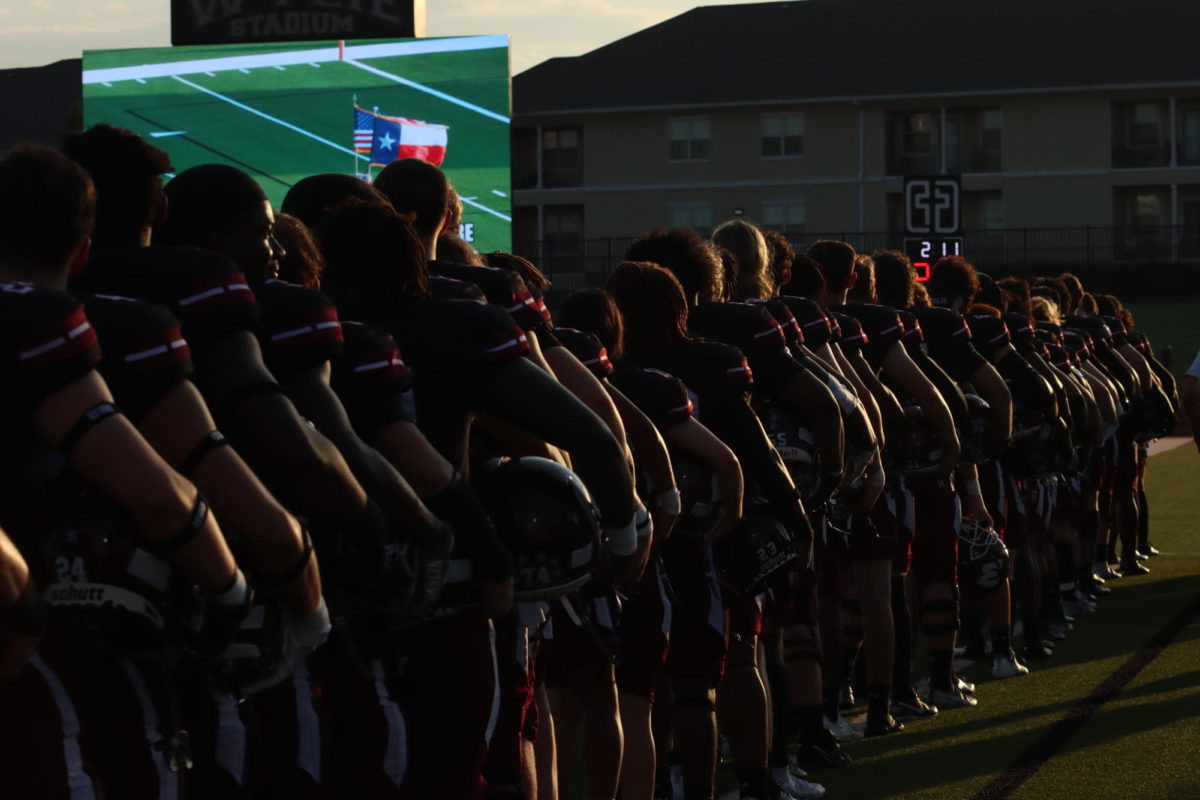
left=82, top=37, right=512, bottom=251
left=795, top=443, right=1200, bottom=800
left=1125, top=302, right=1200, bottom=385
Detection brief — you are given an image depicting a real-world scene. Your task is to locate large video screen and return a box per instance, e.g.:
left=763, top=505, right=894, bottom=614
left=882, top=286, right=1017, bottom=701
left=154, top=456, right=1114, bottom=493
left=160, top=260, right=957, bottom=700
left=83, top=36, right=511, bottom=252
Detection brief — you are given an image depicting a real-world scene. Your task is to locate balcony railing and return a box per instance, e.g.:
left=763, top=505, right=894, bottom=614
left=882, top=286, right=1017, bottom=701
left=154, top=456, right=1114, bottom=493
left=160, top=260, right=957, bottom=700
left=513, top=225, right=1200, bottom=295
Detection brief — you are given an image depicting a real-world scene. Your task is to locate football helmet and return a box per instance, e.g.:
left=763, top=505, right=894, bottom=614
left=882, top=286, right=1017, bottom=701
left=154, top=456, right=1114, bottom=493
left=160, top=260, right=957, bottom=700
left=40, top=501, right=178, bottom=655
left=761, top=403, right=818, bottom=496
left=478, top=457, right=601, bottom=600
left=712, top=507, right=798, bottom=596
left=957, top=519, right=1010, bottom=593
left=886, top=405, right=943, bottom=477
left=671, top=452, right=724, bottom=540
left=960, top=393, right=997, bottom=464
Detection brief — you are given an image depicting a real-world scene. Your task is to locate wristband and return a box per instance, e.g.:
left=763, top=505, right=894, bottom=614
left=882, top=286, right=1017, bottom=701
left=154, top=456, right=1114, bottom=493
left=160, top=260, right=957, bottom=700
left=635, top=504, right=654, bottom=539
left=655, top=487, right=682, bottom=516
left=212, top=568, right=249, bottom=607
left=604, top=516, right=639, bottom=556
left=284, top=596, right=332, bottom=651
left=964, top=479, right=982, bottom=497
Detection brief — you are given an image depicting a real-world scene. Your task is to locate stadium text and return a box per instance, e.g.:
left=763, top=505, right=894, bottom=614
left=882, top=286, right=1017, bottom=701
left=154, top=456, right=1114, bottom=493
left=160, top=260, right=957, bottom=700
left=175, top=0, right=416, bottom=44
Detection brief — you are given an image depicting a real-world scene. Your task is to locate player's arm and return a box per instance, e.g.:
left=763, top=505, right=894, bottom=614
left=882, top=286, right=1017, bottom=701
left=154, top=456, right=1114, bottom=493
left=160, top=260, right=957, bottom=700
left=956, top=461, right=992, bottom=529
left=190, top=331, right=383, bottom=532
left=1184, top=376, right=1200, bottom=454
left=826, top=343, right=885, bottom=446
left=606, top=382, right=677, bottom=545
left=778, top=367, right=844, bottom=503
left=880, top=342, right=961, bottom=475
left=544, top=345, right=633, bottom=468
left=135, top=380, right=322, bottom=617
left=847, top=348, right=908, bottom=439
left=663, top=417, right=744, bottom=542
left=0, top=527, right=39, bottom=680
left=36, top=371, right=238, bottom=594
left=279, top=362, right=450, bottom=548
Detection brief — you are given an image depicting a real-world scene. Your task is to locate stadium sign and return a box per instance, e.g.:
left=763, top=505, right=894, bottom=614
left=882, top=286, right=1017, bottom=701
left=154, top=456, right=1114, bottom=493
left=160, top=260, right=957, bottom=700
left=172, top=0, right=424, bottom=46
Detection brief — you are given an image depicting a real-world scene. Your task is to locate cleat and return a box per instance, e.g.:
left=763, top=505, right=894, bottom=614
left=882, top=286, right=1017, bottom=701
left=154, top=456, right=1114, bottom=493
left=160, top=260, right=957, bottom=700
left=892, top=694, right=938, bottom=721
left=1141, top=544, right=1161, bottom=557
left=774, top=768, right=826, bottom=799
left=1023, top=642, right=1053, bottom=661
left=786, top=756, right=808, bottom=779
left=1134, top=550, right=1150, bottom=561
left=838, top=685, right=855, bottom=710
left=1064, top=591, right=1097, bottom=618
left=992, top=653, right=1030, bottom=678
left=1046, top=623, right=1070, bottom=640
left=929, top=687, right=978, bottom=709
left=955, top=676, right=976, bottom=695
left=1092, top=583, right=1112, bottom=596
left=795, top=729, right=852, bottom=770
left=822, top=712, right=864, bottom=742
left=864, top=715, right=905, bottom=737
left=1121, top=561, right=1150, bottom=576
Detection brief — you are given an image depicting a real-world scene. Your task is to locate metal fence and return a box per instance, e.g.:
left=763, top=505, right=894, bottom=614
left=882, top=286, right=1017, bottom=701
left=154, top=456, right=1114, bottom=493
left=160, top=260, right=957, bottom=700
left=515, top=225, right=1200, bottom=294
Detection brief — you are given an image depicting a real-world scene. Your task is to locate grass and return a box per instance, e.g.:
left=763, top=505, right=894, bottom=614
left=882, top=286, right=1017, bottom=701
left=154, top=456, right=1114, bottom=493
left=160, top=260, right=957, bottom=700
left=1125, top=302, right=1200, bottom=386
left=83, top=40, right=512, bottom=251
left=806, top=443, right=1200, bottom=800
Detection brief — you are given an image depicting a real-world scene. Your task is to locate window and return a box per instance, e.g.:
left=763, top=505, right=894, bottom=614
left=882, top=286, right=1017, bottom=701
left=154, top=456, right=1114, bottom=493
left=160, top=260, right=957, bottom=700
left=762, top=201, right=807, bottom=236
left=963, top=191, right=1004, bottom=230
left=512, top=127, right=539, bottom=190
left=669, top=202, right=713, bottom=235
left=761, top=113, right=804, bottom=158
left=542, top=204, right=584, bottom=268
left=542, top=126, right=582, bottom=188
left=1178, top=102, right=1200, bottom=165
left=1114, top=186, right=1169, bottom=259
left=944, top=107, right=1002, bottom=173
left=668, top=117, right=711, bottom=162
left=1112, top=101, right=1169, bottom=168
left=886, top=110, right=939, bottom=175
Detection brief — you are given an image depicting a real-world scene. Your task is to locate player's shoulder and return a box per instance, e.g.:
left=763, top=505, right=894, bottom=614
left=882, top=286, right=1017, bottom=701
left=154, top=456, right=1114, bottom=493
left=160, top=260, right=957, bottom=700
left=0, top=283, right=100, bottom=402
left=553, top=327, right=613, bottom=378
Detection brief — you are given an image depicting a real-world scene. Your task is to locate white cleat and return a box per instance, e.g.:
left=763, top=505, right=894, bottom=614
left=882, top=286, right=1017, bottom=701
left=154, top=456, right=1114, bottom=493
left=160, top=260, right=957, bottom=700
left=992, top=654, right=1031, bottom=679
left=774, top=768, right=827, bottom=799
left=822, top=712, right=864, bottom=742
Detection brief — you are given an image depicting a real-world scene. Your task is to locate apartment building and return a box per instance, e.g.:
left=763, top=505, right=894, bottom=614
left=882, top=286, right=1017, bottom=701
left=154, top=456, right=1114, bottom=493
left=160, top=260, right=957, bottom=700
left=511, top=0, right=1200, bottom=278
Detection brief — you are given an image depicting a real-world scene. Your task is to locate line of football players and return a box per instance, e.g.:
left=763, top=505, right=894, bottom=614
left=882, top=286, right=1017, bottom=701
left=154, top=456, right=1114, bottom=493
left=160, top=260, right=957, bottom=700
left=0, top=125, right=1177, bottom=800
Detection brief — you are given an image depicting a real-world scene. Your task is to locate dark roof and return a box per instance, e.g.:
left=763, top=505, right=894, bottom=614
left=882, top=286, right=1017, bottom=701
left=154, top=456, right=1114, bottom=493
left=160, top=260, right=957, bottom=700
left=515, top=0, right=1200, bottom=115
left=0, top=59, right=82, bottom=150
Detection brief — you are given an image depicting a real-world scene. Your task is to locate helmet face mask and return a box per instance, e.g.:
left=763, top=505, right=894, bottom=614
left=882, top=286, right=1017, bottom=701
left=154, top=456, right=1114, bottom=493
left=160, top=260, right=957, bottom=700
left=957, top=519, right=1009, bottom=593
left=478, top=457, right=601, bottom=600
left=671, top=452, right=725, bottom=540
left=712, top=508, right=798, bottom=596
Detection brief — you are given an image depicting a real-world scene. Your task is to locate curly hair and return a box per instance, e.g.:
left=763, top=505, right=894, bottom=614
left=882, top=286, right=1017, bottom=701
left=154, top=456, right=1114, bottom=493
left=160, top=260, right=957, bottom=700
left=315, top=199, right=428, bottom=312
left=927, top=255, right=980, bottom=310
left=847, top=254, right=875, bottom=303
left=761, top=228, right=795, bottom=292
left=483, top=250, right=550, bottom=293
left=625, top=226, right=724, bottom=303
left=273, top=212, right=324, bottom=289
left=871, top=249, right=915, bottom=309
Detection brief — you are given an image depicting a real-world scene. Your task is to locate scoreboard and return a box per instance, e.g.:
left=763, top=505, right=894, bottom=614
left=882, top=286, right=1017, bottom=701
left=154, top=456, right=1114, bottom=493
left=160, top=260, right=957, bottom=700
left=903, top=237, right=964, bottom=282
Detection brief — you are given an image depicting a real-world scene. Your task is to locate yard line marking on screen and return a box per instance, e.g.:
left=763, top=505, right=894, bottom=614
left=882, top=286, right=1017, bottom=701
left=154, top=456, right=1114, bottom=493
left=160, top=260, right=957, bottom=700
left=342, top=59, right=509, bottom=124
left=170, top=75, right=362, bottom=158
left=149, top=131, right=188, bottom=138
left=164, top=74, right=512, bottom=223
left=82, top=36, right=507, bottom=84
left=460, top=196, right=511, bottom=222
left=491, top=189, right=507, bottom=197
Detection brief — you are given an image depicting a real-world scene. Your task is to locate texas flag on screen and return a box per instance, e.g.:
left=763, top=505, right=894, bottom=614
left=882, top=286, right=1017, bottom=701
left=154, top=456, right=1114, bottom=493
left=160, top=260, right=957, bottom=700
left=354, top=105, right=448, bottom=167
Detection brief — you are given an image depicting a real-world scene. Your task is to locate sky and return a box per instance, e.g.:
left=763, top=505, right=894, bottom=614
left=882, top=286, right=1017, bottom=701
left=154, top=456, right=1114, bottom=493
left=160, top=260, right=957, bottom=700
left=0, top=0, right=769, bottom=74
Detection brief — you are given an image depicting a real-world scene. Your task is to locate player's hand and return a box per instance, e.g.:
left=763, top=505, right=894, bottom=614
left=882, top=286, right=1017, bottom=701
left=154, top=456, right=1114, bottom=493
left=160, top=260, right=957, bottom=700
left=966, top=494, right=993, bottom=530
left=482, top=577, right=514, bottom=619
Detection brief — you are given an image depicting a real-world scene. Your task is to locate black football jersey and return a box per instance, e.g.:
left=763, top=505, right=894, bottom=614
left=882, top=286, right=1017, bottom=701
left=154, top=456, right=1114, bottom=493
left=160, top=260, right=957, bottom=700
left=832, top=303, right=904, bottom=369
left=553, top=327, right=614, bottom=379
left=330, top=320, right=413, bottom=440
left=253, top=279, right=344, bottom=380
left=610, top=365, right=694, bottom=432
left=778, top=295, right=831, bottom=348
left=78, top=293, right=192, bottom=421
left=912, top=306, right=988, bottom=383
left=0, top=283, right=100, bottom=410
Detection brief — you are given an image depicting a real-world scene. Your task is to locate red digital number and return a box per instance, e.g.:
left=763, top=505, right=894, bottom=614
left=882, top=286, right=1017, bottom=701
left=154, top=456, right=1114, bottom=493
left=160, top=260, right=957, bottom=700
left=913, top=261, right=931, bottom=282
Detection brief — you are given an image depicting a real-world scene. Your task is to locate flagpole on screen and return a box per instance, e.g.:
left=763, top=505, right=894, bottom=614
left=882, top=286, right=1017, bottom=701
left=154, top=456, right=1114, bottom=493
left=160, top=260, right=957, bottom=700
left=352, top=94, right=359, bottom=177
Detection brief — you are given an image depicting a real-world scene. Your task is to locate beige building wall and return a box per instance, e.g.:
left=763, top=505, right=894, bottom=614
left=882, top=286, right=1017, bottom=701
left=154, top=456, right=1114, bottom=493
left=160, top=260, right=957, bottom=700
left=515, top=87, right=1200, bottom=246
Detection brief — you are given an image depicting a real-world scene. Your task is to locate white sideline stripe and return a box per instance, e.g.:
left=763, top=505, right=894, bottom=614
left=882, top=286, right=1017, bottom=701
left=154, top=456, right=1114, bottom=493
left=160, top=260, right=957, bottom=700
left=170, top=75, right=363, bottom=159
left=82, top=36, right=507, bottom=84
left=461, top=195, right=512, bottom=222
left=344, top=58, right=510, bottom=123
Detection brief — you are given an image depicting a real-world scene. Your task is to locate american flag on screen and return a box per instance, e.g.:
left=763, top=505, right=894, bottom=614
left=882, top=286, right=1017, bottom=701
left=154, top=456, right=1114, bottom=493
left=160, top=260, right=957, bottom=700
left=353, top=106, right=375, bottom=155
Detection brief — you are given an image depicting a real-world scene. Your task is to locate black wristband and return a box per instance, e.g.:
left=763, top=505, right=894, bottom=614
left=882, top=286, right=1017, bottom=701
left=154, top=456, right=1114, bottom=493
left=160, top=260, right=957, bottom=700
left=178, top=430, right=230, bottom=477
left=253, top=528, right=314, bottom=588
left=58, top=402, right=121, bottom=458
left=143, top=494, right=209, bottom=556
